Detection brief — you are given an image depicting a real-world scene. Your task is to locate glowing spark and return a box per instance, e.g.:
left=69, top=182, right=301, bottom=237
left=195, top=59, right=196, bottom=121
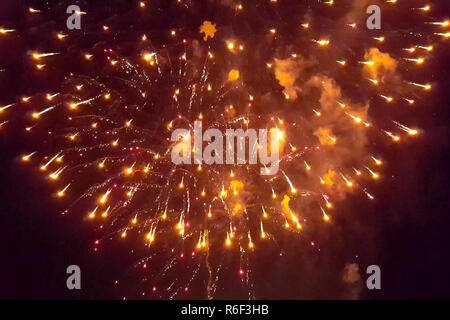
left=321, top=207, right=330, bottom=222
left=99, top=189, right=112, bottom=204
left=385, top=131, right=401, bottom=142
left=393, top=121, right=419, bottom=135
left=323, top=195, right=332, bottom=208
left=248, top=232, right=254, bottom=249
left=271, top=188, right=277, bottom=199
left=403, top=47, right=416, bottom=53
left=408, top=82, right=432, bottom=90
left=304, top=161, right=311, bottom=171
left=40, top=152, right=62, bottom=171
left=262, top=206, right=268, bottom=219
left=337, top=101, right=346, bottom=108
left=88, top=207, right=98, bottom=219
left=49, top=167, right=66, bottom=180
left=261, top=221, right=266, bottom=239
left=226, top=233, right=231, bottom=246
left=418, top=5, right=431, bottom=12
left=125, top=162, right=136, bottom=175
left=282, top=170, right=297, bottom=194
left=21, top=152, right=36, bottom=162
left=208, top=206, right=212, bottom=218
left=98, top=159, right=106, bottom=169
left=427, top=21, right=449, bottom=27
left=402, top=98, right=415, bottom=105
left=340, top=173, right=353, bottom=188
left=32, top=106, right=56, bottom=119
left=359, top=61, right=375, bottom=66
left=57, top=184, right=71, bottom=197
left=434, top=32, right=450, bottom=38
left=102, top=206, right=110, bottom=218
left=32, top=52, right=60, bottom=60
left=380, top=95, right=393, bottom=102
left=365, top=167, right=380, bottom=179
left=0, top=104, right=15, bottom=112
left=403, top=57, right=425, bottom=64
left=314, top=39, right=330, bottom=46
left=371, top=157, right=383, bottom=166
left=365, top=191, right=375, bottom=200
left=0, top=28, right=15, bottom=34
left=415, top=45, right=433, bottom=52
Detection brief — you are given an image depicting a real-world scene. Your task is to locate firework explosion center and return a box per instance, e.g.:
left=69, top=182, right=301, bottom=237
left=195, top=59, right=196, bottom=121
left=171, top=121, right=281, bottom=175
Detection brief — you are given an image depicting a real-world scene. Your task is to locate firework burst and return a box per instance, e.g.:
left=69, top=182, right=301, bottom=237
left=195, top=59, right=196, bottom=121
left=0, top=0, right=447, bottom=299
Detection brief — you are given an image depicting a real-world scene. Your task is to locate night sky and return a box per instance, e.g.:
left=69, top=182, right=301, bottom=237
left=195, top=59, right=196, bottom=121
left=1, top=0, right=450, bottom=300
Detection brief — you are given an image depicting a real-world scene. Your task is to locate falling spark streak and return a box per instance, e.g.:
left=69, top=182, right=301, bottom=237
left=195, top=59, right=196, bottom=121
left=340, top=173, right=353, bottom=188
left=402, top=98, right=415, bottom=105
left=262, top=206, right=268, bottom=219
left=0, top=104, right=15, bottom=112
left=371, top=156, right=382, bottom=166
left=40, top=152, right=62, bottom=171
left=393, top=121, right=419, bottom=135
left=408, top=82, right=432, bottom=90
left=32, top=52, right=61, bottom=60
left=248, top=232, right=254, bottom=249
left=380, top=95, right=394, bottom=102
left=403, top=58, right=425, bottom=64
left=346, top=112, right=362, bottom=124
left=403, top=47, right=416, bottom=53
left=323, top=195, right=332, bottom=208
left=49, top=166, right=67, bottom=180
left=337, top=101, right=346, bottom=108
left=32, top=106, right=56, bottom=119
left=364, top=167, right=380, bottom=179
left=320, top=207, right=330, bottom=222
left=0, top=0, right=444, bottom=299
left=21, top=152, right=36, bottom=162
left=0, top=28, right=15, bottom=34
left=281, top=170, right=297, bottom=194
left=88, top=207, right=98, bottom=219
left=365, top=191, right=375, bottom=200
left=46, top=93, right=60, bottom=100
left=313, top=39, right=330, bottom=46
left=99, top=189, right=112, bottom=204
left=385, top=131, right=401, bottom=142
left=427, top=21, right=449, bottom=27
left=69, top=96, right=99, bottom=109
left=434, top=33, right=450, bottom=38
left=373, top=36, right=385, bottom=42
left=102, top=206, right=111, bottom=218
left=260, top=221, right=266, bottom=239
left=415, top=45, right=433, bottom=52
left=57, top=184, right=71, bottom=197
left=359, top=61, right=375, bottom=66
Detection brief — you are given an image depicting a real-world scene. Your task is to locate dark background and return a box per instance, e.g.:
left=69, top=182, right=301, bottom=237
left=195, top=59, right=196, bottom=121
left=1, top=0, right=450, bottom=299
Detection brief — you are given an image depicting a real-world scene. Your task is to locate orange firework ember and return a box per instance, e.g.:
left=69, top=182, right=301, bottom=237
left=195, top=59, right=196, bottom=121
left=0, top=0, right=447, bottom=299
